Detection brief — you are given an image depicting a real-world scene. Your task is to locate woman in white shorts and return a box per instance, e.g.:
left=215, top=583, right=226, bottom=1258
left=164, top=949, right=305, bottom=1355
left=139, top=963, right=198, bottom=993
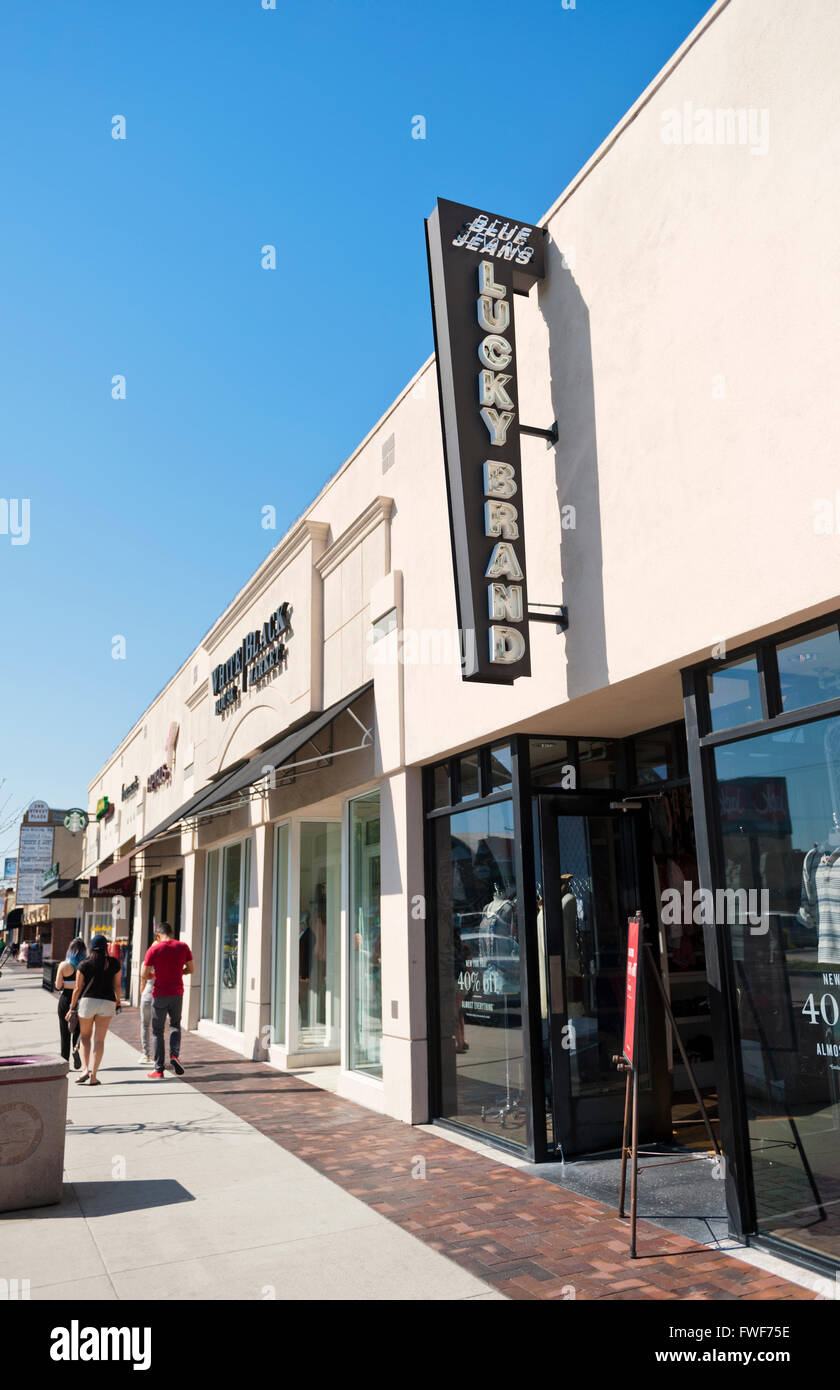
left=68, top=934, right=122, bottom=1087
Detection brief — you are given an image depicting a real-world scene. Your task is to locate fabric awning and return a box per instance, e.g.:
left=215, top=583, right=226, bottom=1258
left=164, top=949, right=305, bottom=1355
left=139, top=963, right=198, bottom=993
left=135, top=681, right=373, bottom=847
left=95, top=855, right=136, bottom=890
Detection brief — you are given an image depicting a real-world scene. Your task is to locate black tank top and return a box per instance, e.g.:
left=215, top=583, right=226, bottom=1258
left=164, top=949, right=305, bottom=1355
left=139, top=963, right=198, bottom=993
left=61, top=964, right=77, bottom=989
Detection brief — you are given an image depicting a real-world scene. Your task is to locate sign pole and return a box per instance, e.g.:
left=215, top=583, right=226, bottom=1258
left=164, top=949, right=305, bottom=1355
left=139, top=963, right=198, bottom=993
left=616, top=913, right=644, bottom=1256
left=617, top=1065, right=632, bottom=1218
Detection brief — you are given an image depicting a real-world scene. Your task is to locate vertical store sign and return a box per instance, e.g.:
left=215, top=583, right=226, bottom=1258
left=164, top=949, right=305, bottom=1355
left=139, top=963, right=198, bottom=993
left=426, top=198, right=546, bottom=682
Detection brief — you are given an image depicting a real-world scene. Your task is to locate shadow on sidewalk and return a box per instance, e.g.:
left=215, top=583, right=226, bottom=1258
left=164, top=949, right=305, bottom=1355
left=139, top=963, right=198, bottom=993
left=70, top=1179, right=195, bottom=1217
left=67, top=1115, right=246, bottom=1137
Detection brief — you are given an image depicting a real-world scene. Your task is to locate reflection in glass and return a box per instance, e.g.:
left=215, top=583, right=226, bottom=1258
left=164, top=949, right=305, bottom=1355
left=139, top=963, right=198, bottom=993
left=530, top=738, right=571, bottom=788
left=298, top=822, right=341, bottom=1049
left=555, top=815, right=630, bottom=1096
left=713, top=714, right=840, bottom=1263
left=202, top=849, right=219, bottom=1022
left=458, top=752, right=480, bottom=801
left=578, top=740, right=620, bottom=790
left=489, top=743, right=513, bottom=791
left=707, top=655, right=762, bottom=732
left=433, top=763, right=450, bottom=809
left=350, top=793, right=382, bottom=1076
left=272, top=824, right=289, bottom=1046
left=633, top=725, right=685, bottom=786
left=435, top=801, right=525, bottom=1145
left=777, top=626, right=840, bottom=714
left=220, top=842, right=243, bottom=1028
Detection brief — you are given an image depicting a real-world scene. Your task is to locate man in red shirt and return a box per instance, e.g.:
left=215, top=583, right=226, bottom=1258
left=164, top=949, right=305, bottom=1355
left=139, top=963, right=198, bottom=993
left=140, top=923, right=194, bottom=1079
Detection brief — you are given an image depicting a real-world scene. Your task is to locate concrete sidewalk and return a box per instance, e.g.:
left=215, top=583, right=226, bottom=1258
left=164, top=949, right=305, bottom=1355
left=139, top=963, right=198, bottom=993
left=0, top=968, right=501, bottom=1300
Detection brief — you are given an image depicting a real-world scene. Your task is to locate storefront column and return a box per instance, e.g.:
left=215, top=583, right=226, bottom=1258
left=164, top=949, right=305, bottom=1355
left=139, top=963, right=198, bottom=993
left=129, top=876, right=152, bottom=1007
left=242, top=820, right=272, bottom=1060
left=180, top=848, right=205, bottom=1032
left=379, top=767, right=428, bottom=1123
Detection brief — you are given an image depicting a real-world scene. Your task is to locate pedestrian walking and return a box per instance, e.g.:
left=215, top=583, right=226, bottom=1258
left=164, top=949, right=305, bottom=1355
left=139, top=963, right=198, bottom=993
left=55, top=936, right=86, bottom=1069
left=139, top=967, right=154, bottom=1065
left=67, top=934, right=122, bottom=1087
left=140, top=923, right=193, bottom=1079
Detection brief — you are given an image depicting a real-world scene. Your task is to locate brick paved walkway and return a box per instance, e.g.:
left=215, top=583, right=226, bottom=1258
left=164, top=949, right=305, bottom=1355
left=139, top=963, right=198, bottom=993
left=109, top=1007, right=814, bottom=1301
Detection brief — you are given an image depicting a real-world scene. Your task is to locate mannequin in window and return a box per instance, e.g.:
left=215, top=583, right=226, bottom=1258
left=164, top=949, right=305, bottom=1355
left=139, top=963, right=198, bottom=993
left=799, top=816, right=840, bottom=965
left=478, top=881, right=517, bottom=955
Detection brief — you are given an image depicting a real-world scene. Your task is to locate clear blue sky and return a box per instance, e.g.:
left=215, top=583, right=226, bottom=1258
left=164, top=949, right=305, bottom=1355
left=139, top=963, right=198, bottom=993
left=0, top=0, right=711, bottom=855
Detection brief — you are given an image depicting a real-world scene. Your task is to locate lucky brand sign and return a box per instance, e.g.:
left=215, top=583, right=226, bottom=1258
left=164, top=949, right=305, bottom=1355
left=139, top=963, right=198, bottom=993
left=426, top=198, right=546, bottom=682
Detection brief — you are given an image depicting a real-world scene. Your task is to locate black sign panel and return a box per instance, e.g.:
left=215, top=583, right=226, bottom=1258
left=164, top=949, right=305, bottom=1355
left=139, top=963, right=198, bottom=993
left=426, top=198, right=546, bottom=682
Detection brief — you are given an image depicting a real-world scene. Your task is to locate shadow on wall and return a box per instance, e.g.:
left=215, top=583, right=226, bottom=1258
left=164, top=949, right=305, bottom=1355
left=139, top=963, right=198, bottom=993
left=540, top=248, right=608, bottom=701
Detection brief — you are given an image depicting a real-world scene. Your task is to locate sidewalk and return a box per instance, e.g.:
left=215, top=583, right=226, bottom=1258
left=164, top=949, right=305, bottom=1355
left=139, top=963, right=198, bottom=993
left=0, top=968, right=500, bottom=1301
left=0, top=966, right=821, bottom=1301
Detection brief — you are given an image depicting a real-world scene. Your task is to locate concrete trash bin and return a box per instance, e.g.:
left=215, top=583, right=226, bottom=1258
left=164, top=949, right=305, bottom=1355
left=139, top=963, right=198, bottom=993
left=0, top=1055, right=69, bottom=1211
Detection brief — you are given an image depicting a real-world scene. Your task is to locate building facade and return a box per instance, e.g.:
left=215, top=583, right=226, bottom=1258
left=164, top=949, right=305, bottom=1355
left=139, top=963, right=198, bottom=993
left=81, top=0, right=840, bottom=1274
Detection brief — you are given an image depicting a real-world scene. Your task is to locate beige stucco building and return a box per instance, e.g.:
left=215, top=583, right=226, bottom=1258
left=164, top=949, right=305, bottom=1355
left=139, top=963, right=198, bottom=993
left=82, top=0, right=840, bottom=1275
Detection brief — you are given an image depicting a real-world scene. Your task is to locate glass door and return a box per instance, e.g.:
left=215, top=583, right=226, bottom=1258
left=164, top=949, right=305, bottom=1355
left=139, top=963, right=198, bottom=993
left=537, top=796, right=668, bottom=1156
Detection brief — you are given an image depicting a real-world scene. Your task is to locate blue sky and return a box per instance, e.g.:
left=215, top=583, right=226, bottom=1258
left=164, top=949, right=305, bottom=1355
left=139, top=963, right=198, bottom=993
left=0, top=0, right=710, bottom=856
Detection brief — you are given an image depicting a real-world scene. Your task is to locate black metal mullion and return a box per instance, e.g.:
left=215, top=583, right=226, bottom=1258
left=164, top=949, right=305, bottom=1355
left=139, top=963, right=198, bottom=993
left=511, top=735, right=546, bottom=1161
left=699, top=690, right=840, bottom=749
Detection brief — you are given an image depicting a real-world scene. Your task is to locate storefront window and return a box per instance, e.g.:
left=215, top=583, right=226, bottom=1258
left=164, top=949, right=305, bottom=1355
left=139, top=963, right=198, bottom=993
left=432, top=764, right=450, bottom=810
left=298, top=822, right=341, bottom=1049
left=202, top=849, right=219, bottom=1021
left=777, top=626, right=840, bottom=714
left=489, top=743, right=512, bottom=792
left=220, top=843, right=243, bottom=1028
left=434, top=801, right=525, bottom=1146
left=202, top=838, right=250, bottom=1031
left=530, top=738, right=572, bottom=788
left=458, top=753, right=480, bottom=802
left=578, top=739, right=620, bottom=790
left=707, top=655, right=762, bottom=732
left=272, top=824, right=289, bottom=1046
left=632, top=725, right=685, bottom=786
left=349, top=792, right=381, bottom=1077
left=713, top=713, right=840, bottom=1263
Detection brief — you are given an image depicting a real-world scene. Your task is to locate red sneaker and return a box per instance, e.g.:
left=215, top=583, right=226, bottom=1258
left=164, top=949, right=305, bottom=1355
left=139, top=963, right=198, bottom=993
left=146, top=1070, right=165, bottom=1079
left=170, top=1057, right=184, bottom=1075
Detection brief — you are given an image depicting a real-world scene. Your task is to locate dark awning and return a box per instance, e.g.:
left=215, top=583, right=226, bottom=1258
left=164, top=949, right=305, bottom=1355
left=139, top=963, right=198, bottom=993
left=136, top=681, right=373, bottom=847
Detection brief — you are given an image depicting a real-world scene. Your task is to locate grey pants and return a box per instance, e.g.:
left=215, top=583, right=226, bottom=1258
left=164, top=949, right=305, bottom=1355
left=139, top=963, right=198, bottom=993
left=152, top=995, right=183, bottom=1073
left=140, top=992, right=153, bottom=1056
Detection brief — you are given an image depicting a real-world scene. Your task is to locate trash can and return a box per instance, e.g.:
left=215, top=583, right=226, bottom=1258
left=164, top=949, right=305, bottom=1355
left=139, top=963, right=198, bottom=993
left=42, top=961, right=60, bottom=992
left=0, top=1055, right=68, bottom=1211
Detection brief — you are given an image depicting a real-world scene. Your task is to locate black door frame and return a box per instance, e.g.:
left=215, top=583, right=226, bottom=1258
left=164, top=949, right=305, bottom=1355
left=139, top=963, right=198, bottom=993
left=424, top=734, right=674, bottom=1163
left=535, top=791, right=670, bottom=1158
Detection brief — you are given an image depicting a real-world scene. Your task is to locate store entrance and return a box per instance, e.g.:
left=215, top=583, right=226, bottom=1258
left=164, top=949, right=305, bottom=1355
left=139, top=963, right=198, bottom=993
left=145, top=872, right=183, bottom=951
left=537, top=796, right=671, bottom=1158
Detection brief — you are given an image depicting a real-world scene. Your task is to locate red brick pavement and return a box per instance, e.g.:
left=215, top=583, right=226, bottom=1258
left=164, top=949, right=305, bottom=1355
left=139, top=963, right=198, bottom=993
left=109, top=1007, right=815, bottom=1302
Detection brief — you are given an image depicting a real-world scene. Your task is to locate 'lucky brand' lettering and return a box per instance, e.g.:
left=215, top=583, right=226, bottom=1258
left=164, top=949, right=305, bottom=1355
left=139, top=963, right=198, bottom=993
left=477, top=261, right=526, bottom=665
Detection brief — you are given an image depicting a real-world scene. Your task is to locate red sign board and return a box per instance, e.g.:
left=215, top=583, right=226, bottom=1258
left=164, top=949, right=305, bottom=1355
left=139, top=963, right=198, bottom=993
left=623, top=916, right=642, bottom=1065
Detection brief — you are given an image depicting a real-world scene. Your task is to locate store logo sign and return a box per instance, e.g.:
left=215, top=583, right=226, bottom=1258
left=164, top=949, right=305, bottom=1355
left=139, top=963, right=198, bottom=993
left=64, top=809, right=88, bottom=834
left=121, top=777, right=139, bottom=801
left=146, top=765, right=171, bottom=793
left=212, top=602, right=292, bottom=716
left=426, top=198, right=545, bottom=682
left=95, top=797, right=114, bottom=822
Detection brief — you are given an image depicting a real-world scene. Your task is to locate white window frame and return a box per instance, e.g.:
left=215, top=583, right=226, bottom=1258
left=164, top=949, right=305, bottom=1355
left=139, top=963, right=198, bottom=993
left=201, top=832, right=252, bottom=1033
